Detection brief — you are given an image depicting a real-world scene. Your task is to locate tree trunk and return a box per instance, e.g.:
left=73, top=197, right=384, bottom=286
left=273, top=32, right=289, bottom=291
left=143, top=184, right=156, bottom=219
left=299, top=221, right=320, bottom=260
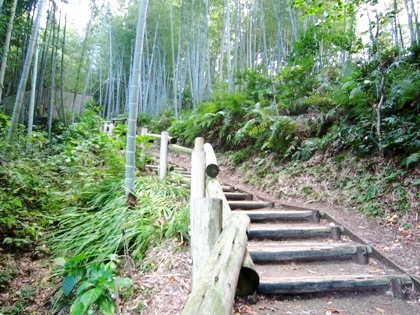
left=80, top=55, right=93, bottom=115
left=403, top=0, right=416, bottom=44
left=26, top=42, right=39, bottom=151
left=0, top=0, right=18, bottom=104
left=48, top=4, right=58, bottom=139
left=71, top=10, right=94, bottom=123
left=2, top=0, right=46, bottom=158
left=169, top=0, right=178, bottom=118
left=60, top=13, right=67, bottom=125
left=125, top=0, right=149, bottom=197
left=224, top=0, right=232, bottom=92
left=409, top=0, right=420, bottom=44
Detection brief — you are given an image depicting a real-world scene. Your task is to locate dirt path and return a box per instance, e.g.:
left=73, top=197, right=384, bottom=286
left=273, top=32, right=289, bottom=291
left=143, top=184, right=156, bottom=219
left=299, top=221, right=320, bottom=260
left=165, top=150, right=420, bottom=314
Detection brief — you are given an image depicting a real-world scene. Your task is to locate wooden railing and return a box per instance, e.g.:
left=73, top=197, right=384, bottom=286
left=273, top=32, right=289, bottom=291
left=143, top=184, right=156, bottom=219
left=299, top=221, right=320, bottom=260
left=146, top=131, right=259, bottom=315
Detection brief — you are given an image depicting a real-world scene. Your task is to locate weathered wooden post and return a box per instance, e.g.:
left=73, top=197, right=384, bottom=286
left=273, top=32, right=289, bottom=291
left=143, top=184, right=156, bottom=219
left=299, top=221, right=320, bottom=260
left=107, top=122, right=115, bottom=135
left=182, top=213, right=251, bottom=315
left=103, top=121, right=109, bottom=132
left=140, top=127, right=148, bottom=136
left=159, top=131, right=169, bottom=180
left=204, top=142, right=219, bottom=177
left=191, top=198, right=223, bottom=287
left=190, top=137, right=205, bottom=213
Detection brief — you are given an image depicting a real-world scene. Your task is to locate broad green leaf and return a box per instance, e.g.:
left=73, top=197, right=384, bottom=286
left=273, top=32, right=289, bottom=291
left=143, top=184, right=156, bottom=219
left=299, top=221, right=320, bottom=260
left=341, top=81, right=354, bottom=89
left=53, top=257, right=66, bottom=267
left=76, top=281, right=95, bottom=295
left=62, top=275, right=78, bottom=296
left=70, top=297, right=86, bottom=315
left=98, top=296, right=115, bottom=315
left=114, top=277, right=133, bottom=288
left=80, top=287, right=103, bottom=308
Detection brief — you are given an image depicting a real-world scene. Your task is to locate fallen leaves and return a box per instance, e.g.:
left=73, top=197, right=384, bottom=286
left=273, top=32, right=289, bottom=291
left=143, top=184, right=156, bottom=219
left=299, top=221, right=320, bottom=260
left=324, top=306, right=340, bottom=313
left=373, top=306, right=386, bottom=313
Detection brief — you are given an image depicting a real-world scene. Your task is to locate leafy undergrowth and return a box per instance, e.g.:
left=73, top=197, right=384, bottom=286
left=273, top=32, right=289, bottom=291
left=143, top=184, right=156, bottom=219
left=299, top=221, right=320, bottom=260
left=47, top=175, right=189, bottom=262
left=0, top=109, right=191, bottom=314
left=222, top=151, right=419, bottom=230
left=45, top=173, right=189, bottom=314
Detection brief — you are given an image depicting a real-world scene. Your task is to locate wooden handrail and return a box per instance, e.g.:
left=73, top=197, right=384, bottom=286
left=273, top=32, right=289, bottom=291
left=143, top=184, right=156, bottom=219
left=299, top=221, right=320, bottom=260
left=146, top=132, right=178, bottom=144
left=182, top=213, right=250, bottom=315
left=184, top=139, right=259, bottom=315
left=153, top=134, right=259, bottom=313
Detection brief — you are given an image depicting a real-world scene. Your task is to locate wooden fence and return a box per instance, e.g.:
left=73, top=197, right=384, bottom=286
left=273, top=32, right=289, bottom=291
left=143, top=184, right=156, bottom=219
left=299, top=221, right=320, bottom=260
left=146, top=130, right=259, bottom=315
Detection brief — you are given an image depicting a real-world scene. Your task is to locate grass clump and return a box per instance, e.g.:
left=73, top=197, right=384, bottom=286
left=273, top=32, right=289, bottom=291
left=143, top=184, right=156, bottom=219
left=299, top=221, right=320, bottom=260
left=47, top=174, right=189, bottom=262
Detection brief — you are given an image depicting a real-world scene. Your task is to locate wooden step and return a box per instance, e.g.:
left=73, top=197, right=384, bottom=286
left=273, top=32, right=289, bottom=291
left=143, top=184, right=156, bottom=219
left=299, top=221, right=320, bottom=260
left=248, top=242, right=372, bottom=264
left=236, top=210, right=322, bottom=223
left=229, top=201, right=274, bottom=210
left=221, top=185, right=235, bottom=192
left=258, top=274, right=412, bottom=297
left=224, top=192, right=253, bottom=201
left=248, top=224, right=344, bottom=240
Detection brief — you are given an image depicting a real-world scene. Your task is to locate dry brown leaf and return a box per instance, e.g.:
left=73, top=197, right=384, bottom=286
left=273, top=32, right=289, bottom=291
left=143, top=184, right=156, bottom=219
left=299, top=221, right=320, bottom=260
left=373, top=306, right=386, bottom=313
left=324, top=306, right=340, bottom=313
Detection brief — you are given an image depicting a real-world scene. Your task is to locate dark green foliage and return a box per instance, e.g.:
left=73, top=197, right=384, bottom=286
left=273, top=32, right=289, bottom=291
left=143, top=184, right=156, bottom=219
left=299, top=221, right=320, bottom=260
left=51, top=255, right=132, bottom=315
left=170, top=53, right=419, bottom=165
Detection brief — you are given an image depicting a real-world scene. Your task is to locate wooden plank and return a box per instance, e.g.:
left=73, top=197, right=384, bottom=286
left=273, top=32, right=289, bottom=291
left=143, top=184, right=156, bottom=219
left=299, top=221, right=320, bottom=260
left=248, top=225, right=344, bottom=240
left=146, top=132, right=178, bottom=144
left=249, top=244, right=372, bottom=263
left=229, top=201, right=274, bottom=210
left=258, top=274, right=412, bottom=295
left=221, top=185, right=235, bottom=192
left=169, top=144, right=193, bottom=155
left=224, top=192, right=253, bottom=201
left=235, top=210, right=314, bottom=221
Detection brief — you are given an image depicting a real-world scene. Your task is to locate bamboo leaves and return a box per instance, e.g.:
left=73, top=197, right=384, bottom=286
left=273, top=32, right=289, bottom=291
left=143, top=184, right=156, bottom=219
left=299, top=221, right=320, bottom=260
left=48, top=176, right=189, bottom=262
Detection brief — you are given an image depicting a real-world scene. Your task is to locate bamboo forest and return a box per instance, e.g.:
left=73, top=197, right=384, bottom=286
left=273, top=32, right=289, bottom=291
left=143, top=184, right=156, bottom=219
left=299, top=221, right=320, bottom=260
left=0, top=0, right=419, bottom=314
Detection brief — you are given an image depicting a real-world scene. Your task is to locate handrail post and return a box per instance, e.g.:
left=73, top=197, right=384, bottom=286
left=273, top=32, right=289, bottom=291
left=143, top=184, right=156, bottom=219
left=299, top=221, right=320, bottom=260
left=191, top=198, right=222, bottom=287
left=159, top=131, right=169, bottom=180
left=107, top=122, right=115, bottom=135
left=204, top=143, right=219, bottom=177
left=190, top=137, right=205, bottom=214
